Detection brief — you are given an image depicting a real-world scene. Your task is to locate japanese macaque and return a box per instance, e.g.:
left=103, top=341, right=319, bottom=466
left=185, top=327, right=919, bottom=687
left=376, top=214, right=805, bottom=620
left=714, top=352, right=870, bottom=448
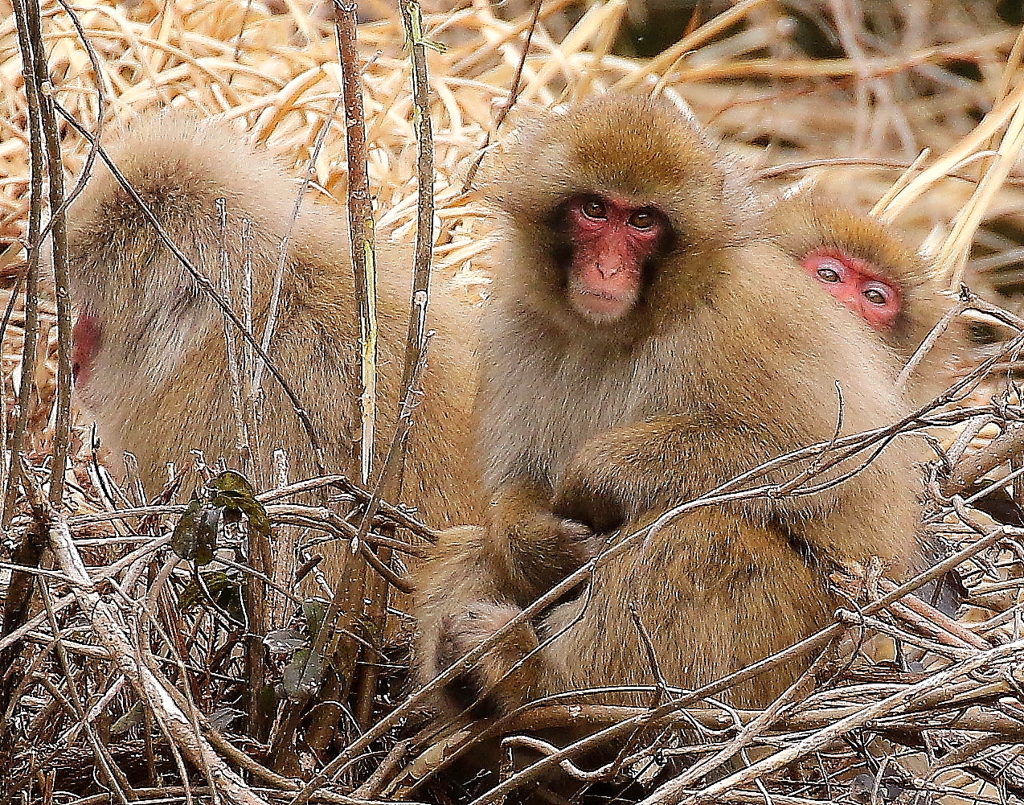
left=768, top=194, right=962, bottom=404
left=414, top=93, right=936, bottom=718
left=66, top=114, right=482, bottom=529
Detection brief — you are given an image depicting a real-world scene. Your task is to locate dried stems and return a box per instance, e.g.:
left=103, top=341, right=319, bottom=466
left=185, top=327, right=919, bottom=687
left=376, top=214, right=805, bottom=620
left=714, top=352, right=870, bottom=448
left=333, top=0, right=379, bottom=489
left=397, top=0, right=436, bottom=399
left=16, top=0, right=73, bottom=511
left=3, top=0, right=45, bottom=528
left=3, top=0, right=1024, bottom=803
left=4, top=326, right=1024, bottom=803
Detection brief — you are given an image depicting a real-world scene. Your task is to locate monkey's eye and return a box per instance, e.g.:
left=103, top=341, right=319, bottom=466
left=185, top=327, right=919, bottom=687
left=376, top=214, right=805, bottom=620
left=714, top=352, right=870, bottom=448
left=581, top=199, right=607, bottom=220
left=863, top=287, right=888, bottom=306
left=628, top=210, right=657, bottom=230
left=815, top=266, right=841, bottom=283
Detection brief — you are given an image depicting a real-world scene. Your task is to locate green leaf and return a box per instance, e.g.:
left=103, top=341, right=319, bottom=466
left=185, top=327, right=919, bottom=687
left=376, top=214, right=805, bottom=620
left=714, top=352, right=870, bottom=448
left=208, top=707, right=244, bottom=730
left=110, top=702, right=145, bottom=735
left=302, top=599, right=327, bottom=641
left=171, top=497, right=219, bottom=565
left=211, top=469, right=257, bottom=498
left=264, top=628, right=307, bottom=653
left=170, top=470, right=272, bottom=565
left=179, top=570, right=242, bottom=612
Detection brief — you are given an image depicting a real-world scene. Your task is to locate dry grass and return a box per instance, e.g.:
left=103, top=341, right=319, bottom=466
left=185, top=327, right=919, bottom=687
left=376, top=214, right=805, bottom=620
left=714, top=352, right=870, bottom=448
left=3, top=0, right=1024, bottom=803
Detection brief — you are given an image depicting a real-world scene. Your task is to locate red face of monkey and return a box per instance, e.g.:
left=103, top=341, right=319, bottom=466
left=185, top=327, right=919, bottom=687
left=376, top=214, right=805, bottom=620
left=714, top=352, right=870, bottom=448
left=803, top=248, right=901, bottom=330
left=561, top=193, right=669, bottom=324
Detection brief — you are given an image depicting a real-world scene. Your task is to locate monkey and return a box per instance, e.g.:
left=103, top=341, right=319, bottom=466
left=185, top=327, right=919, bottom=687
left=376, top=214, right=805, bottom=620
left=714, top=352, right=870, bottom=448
left=66, top=113, right=484, bottom=531
left=765, top=192, right=968, bottom=614
left=413, top=92, right=936, bottom=722
left=767, top=193, right=963, bottom=405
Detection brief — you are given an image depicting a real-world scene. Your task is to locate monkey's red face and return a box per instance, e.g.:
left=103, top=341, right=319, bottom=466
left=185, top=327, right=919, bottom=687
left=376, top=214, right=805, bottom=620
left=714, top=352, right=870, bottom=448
left=72, top=312, right=102, bottom=388
left=803, top=248, right=900, bottom=330
left=563, top=194, right=667, bottom=323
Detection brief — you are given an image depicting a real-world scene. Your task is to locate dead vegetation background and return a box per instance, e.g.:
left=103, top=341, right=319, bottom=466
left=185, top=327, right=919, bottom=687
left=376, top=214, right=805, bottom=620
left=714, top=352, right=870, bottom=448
left=3, top=0, right=1024, bottom=803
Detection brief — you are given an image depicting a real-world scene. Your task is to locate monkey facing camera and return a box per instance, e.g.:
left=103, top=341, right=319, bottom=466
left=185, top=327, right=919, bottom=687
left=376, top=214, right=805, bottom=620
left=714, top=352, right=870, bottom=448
left=768, top=193, right=963, bottom=405
left=414, top=92, right=961, bottom=722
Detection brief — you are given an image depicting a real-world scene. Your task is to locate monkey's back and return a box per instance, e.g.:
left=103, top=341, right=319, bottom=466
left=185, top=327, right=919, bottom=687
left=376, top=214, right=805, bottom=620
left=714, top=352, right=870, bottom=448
left=542, top=505, right=834, bottom=707
left=67, top=113, right=483, bottom=528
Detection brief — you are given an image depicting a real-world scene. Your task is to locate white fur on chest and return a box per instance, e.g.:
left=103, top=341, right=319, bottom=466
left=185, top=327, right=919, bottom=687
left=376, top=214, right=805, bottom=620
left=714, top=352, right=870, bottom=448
left=480, top=316, right=673, bottom=488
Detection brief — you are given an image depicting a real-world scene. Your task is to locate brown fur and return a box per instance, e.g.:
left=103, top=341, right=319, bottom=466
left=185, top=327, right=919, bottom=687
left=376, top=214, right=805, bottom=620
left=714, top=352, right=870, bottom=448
left=768, top=193, right=963, bottom=404
left=66, top=114, right=483, bottom=530
left=414, top=93, right=930, bottom=717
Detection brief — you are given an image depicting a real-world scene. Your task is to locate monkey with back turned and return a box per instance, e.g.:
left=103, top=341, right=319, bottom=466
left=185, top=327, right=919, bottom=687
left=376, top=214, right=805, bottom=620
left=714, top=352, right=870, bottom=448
left=66, top=114, right=483, bottom=531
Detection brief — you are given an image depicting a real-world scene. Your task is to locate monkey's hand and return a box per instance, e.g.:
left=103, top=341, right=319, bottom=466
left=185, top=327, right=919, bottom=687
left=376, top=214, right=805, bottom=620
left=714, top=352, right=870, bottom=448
left=554, top=416, right=700, bottom=533
left=414, top=526, right=546, bottom=717
left=489, top=482, right=600, bottom=606
left=433, top=602, right=540, bottom=717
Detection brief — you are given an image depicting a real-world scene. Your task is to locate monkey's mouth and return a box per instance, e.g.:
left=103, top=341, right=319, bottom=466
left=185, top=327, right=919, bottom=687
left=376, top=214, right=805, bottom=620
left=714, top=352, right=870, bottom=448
left=570, top=286, right=636, bottom=324
left=72, top=312, right=102, bottom=388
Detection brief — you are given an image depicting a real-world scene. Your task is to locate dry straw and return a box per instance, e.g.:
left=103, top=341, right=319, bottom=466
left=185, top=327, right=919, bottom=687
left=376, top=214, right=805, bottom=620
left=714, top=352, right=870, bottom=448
left=2, top=0, right=1024, bottom=803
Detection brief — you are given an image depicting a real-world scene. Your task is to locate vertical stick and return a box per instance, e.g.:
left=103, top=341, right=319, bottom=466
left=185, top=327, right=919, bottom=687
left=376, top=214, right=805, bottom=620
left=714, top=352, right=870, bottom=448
left=333, top=0, right=378, bottom=487
left=397, top=0, right=436, bottom=397
left=22, top=0, right=73, bottom=507
left=4, top=0, right=44, bottom=525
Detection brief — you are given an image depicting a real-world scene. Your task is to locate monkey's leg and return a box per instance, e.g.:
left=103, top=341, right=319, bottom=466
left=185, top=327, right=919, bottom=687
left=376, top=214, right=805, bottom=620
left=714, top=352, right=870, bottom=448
left=415, top=525, right=545, bottom=717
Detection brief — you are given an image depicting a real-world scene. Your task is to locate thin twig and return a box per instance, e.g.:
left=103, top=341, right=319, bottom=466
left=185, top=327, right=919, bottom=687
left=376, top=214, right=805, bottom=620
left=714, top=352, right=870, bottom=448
left=333, top=0, right=379, bottom=488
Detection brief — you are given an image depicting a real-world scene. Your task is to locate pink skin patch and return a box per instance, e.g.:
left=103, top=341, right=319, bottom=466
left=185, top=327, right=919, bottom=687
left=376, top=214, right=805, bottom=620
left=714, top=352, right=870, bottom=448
left=565, top=194, right=665, bottom=323
left=72, top=312, right=102, bottom=387
left=802, top=248, right=900, bottom=330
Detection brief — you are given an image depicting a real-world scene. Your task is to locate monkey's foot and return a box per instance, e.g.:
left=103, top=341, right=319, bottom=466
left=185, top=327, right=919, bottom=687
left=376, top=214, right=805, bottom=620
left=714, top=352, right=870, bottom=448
left=437, top=602, right=540, bottom=717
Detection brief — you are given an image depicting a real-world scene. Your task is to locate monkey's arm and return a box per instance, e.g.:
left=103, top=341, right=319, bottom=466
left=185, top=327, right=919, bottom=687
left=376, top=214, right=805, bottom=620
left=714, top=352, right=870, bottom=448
left=483, top=414, right=774, bottom=606
left=551, top=415, right=704, bottom=534
left=486, top=480, right=597, bottom=608
left=551, top=414, right=903, bottom=562
left=470, top=418, right=710, bottom=611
